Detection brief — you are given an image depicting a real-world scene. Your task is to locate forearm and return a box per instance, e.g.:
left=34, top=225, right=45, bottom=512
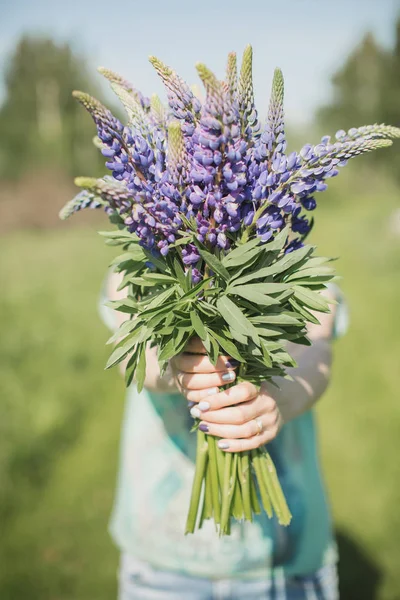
left=263, top=338, right=332, bottom=424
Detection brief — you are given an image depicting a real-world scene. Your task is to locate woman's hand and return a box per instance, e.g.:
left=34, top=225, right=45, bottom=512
left=170, top=337, right=283, bottom=452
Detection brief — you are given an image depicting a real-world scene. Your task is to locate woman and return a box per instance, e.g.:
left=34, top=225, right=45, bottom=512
left=100, top=270, right=347, bottom=600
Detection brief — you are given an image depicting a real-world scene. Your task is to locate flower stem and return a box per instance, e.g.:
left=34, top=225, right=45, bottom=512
left=199, top=459, right=213, bottom=529
left=251, top=449, right=272, bottom=518
left=250, top=474, right=261, bottom=515
left=238, top=452, right=253, bottom=521
left=185, top=430, right=208, bottom=534
left=232, top=454, right=244, bottom=521
left=261, top=450, right=292, bottom=526
left=220, top=452, right=236, bottom=535
left=207, top=434, right=221, bottom=525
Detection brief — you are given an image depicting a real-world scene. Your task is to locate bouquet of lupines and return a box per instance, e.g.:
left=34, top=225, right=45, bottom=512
left=60, top=46, right=400, bottom=535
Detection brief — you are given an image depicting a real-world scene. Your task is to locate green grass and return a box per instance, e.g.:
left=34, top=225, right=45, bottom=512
left=1, top=171, right=400, bottom=599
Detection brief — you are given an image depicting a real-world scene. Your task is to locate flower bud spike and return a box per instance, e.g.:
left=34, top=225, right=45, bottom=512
left=59, top=189, right=106, bottom=220
left=150, top=94, right=167, bottom=128
left=238, top=45, right=260, bottom=139
left=226, top=52, right=237, bottom=102
left=167, top=121, right=189, bottom=184
left=98, top=66, right=151, bottom=112
left=196, top=63, right=224, bottom=118
left=335, top=124, right=400, bottom=143
left=149, top=56, right=200, bottom=126
left=110, top=82, right=152, bottom=139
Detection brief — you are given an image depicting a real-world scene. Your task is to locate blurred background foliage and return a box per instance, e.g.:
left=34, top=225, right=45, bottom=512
left=0, top=15, right=399, bottom=600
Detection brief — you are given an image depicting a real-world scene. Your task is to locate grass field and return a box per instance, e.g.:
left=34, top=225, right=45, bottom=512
left=1, top=170, right=400, bottom=599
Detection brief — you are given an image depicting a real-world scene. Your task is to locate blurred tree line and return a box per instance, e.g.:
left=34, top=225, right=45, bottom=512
left=0, top=36, right=104, bottom=181
left=318, top=18, right=400, bottom=182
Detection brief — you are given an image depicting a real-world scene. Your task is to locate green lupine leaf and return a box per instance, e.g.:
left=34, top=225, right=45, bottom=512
left=106, top=334, right=138, bottom=369
left=254, top=326, right=285, bottom=338
left=124, top=347, right=140, bottom=387
left=229, top=282, right=288, bottom=295
left=208, top=330, right=244, bottom=361
left=285, top=267, right=334, bottom=282
left=141, top=273, right=176, bottom=284
left=99, top=229, right=138, bottom=242
left=173, top=258, right=188, bottom=291
left=251, top=313, right=303, bottom=326
left=293, top=286, right=330, bottom=312
left=229, top=326, right=248, bottom=345
left=228, top=285, right=280, bottom=307
left=136, top=344, right=147, bottom=392
left=158, top=337, right=175, bottom=361
left=110, top=250, right=146, bottom=266
left=207, top=333, right=220, bottom=366
left=106, top=317, right=138, bottom=345
left=179, top=278, right=212, bottom=301
left=190, top=310, right=207, bottom=340
left=105, top=298, right=138, bottom=313
left=216, top=296, right=259, bottom=343
left=198, top=248, right=230, bottom=281
left=222, top=237, right=261, bottom=267
left=289, top=298, right=321, bottom=325
left=260, top=341, right=273, bottom=368
left=142, top=287, right=177, bottom=311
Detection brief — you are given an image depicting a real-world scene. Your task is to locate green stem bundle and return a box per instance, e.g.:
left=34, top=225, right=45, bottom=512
left=185, top=435, right=291, bottom=535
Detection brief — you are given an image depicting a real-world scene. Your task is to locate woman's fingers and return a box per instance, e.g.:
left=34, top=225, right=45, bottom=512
left=176, top=369, right=236, bottom=391
left=199, top=409, right=280, bottom=441
left=189, top=382, right=259, bottom=412
left=173, top=352, right=237, bottom=374
left=215, top=428, right=278, bottom=453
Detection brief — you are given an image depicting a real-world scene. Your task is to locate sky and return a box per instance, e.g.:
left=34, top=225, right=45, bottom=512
left=0, top=0, right=399, bottom=125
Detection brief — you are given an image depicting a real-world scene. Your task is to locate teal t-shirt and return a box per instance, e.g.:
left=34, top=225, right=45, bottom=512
left=99, top=282, right=348, bottom=579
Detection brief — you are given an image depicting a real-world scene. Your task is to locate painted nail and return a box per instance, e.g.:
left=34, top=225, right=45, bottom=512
left=206, top=387, right=219, bottom=396
left=187, top=401, right=196, bottom=409
left=222, top=371, right=235, bottom=382
left=190, top=407, right=201, bottom=419
left=218, top=441, right=230, bottom=450
left=199, top=423, right=209, bottom=433
left=198, top=401, right=210, bottom=411
left=225, top=359, right=240, bottom=369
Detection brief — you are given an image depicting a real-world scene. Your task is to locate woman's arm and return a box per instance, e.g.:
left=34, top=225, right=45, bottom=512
left=264, top=288, right=336, bottom=424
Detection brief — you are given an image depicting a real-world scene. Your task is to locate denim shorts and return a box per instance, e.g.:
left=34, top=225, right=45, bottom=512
left=118, top=554, right=339, bottom=600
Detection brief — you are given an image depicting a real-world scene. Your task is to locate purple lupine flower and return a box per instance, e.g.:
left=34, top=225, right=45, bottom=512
left=67, top=48, right=399, bottom=278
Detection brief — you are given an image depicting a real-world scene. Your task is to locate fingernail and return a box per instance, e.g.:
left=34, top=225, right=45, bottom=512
left=206, top=387, right=219, bottom=396
left=218, top=441, right=230, bottom=450
left=225, top=359, right=240, bottom=369
left=198, top=401, right=210, bottom=411
left=222, top=371, right=235, bottom=382
left=190, top=407, right=201, bottom=419
left=187, top=401, right=196, bottom=409
left=199, top=423, right=209, bottom=432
